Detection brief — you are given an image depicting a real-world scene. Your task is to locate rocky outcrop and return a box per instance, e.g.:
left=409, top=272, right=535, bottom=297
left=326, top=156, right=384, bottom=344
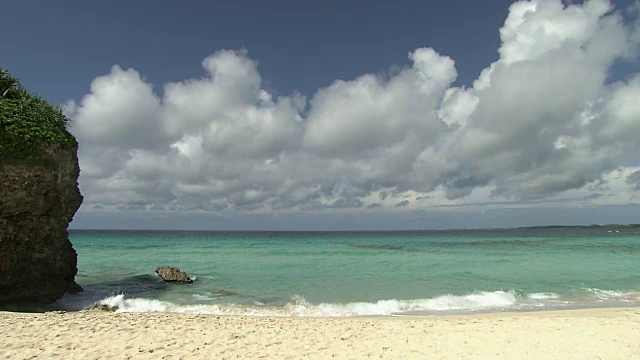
left=0, top=144, right=83, bottom=305
left=87, top=302, right=119, bottom=312
left=155, top=266, right=193, bottom=284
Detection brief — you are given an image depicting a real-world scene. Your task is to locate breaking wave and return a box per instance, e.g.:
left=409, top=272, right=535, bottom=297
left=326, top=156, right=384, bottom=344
left=88, top=290, right=583, bottom=317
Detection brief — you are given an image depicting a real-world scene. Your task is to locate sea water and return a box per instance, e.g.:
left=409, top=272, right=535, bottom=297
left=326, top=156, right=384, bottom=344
left=54, top=227, right=640, bottom=316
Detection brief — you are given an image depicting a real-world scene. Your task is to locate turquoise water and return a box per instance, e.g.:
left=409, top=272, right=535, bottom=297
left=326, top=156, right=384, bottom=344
left=56, top=228, right=640, bottom=316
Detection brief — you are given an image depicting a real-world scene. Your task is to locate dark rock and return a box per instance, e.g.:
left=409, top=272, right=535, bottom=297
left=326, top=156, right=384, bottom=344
left=155, top=266, right=193, bottom=284
left=67, top=282, right=84, bottom=294
left=0, top=144, right=83, bottom=306
left=87, top=302, right=119, bottom=312
left=213, top=290, right=234, bottom=296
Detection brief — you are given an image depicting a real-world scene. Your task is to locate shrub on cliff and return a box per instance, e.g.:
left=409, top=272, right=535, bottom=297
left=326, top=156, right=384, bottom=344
left=0, top=68, right=77, bottom=164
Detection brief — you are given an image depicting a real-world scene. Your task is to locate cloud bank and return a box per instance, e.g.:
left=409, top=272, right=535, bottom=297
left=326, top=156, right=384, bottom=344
left=67, top=0, right=640, bottom=215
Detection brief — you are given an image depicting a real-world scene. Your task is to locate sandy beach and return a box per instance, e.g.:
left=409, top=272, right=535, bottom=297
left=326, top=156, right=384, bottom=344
left=1, top=307, right=639, bottom=359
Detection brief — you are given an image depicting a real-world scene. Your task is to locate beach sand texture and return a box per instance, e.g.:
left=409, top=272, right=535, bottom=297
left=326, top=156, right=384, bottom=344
left=1, top=308, right=639, bottom=359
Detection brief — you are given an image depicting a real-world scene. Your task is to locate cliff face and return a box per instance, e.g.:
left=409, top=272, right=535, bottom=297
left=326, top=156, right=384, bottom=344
left=0, top=144, right=83, bottom=305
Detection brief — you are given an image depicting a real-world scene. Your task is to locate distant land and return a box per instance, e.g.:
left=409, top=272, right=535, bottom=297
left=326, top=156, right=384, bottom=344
left=518, top=224, right=640, bottom=230
left=68, top=224, right=640, bottom=233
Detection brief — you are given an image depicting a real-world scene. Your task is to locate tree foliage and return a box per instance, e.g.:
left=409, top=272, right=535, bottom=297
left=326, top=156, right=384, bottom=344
left=0, top=68, right=77, bottom=164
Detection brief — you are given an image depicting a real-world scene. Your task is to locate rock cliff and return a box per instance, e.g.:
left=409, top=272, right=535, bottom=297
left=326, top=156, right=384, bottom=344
left=0, top=144, right=83, bottom=305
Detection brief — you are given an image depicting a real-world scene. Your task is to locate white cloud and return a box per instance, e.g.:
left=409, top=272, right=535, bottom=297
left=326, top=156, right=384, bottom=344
left=67, top=0, right=640, bottom=215
left=303, top=47, right=455, bottom=156
left=73, top=65, right=163, bottom=148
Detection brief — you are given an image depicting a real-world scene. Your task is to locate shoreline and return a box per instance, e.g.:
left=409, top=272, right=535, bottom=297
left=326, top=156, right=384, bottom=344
left=5, top=300, right=640, bottom=317
left=2, top=307, right=639, bottom=359
left=9, top=292, right=640, bottom=317
left=45, top=286, right=640, bottom=317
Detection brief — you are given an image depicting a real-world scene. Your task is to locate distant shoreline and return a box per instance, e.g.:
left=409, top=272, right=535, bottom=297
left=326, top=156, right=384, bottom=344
left=517, top=224, right=640, bottom=229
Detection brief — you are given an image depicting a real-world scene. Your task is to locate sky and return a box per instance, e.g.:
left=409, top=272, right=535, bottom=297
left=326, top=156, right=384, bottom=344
left=3, top=0, right=640, bottom=230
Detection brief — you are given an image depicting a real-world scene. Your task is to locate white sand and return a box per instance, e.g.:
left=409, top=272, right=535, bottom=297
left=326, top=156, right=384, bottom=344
left=1, top=307, right=639, bottom=359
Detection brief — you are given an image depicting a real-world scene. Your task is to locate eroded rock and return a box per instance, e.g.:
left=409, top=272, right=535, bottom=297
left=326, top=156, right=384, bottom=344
left=87, top=302, right=119, bottom=312
left=155, top=266, right=193, bottom=284
left=0, top=145, right=83, bottom=305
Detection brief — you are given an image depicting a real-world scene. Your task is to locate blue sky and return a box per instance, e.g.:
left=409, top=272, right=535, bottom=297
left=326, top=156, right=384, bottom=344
left=6, top=0, right=518, bottom=104
left=3, top=0, right=640, bottom=230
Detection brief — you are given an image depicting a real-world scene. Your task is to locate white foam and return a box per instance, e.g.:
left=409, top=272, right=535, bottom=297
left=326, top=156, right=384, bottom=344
left=192, top=294, right=215, bottom=301
left=100, top=294, right=169, bottom=312
left=528, top=292, right=560, bottom=300
left=584, top=288, right=640, bottom=301
left=416, top=290, right=517, bottom=312
left=92, top=290, right=520, bottom=317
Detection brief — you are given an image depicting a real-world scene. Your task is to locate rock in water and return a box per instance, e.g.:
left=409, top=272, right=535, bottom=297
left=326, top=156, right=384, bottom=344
left=0, top=145, right=83, bottom=305
left=155, top=266, right=193, bottom=284
left=87, top=302, right=119, bottom=312
left=213, top=290, right=234, bottom=296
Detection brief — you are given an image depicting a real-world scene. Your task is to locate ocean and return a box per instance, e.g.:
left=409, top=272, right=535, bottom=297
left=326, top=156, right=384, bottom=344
left=54, top=227, right=640, bottom=317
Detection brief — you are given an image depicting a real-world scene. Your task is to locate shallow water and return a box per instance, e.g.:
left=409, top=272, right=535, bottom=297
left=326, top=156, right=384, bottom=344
left=54, top=227, right=640, bottom=316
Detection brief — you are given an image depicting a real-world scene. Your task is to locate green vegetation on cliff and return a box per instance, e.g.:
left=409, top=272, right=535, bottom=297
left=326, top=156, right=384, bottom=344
left=0, top=68, right=77, bottom=164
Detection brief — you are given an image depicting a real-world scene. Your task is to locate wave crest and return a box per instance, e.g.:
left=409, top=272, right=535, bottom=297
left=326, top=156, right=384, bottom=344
left=92, top=290, right=523, bottom=317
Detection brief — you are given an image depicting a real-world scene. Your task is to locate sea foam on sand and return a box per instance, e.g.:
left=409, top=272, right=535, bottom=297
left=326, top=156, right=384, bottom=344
left=1, top=307, right=639, bottom=359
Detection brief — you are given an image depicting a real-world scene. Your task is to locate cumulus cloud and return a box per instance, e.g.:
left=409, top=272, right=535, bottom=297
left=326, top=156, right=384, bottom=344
left=67, top=0, right=640, bottom=215
left=628, top=171, right=640, bottom=190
